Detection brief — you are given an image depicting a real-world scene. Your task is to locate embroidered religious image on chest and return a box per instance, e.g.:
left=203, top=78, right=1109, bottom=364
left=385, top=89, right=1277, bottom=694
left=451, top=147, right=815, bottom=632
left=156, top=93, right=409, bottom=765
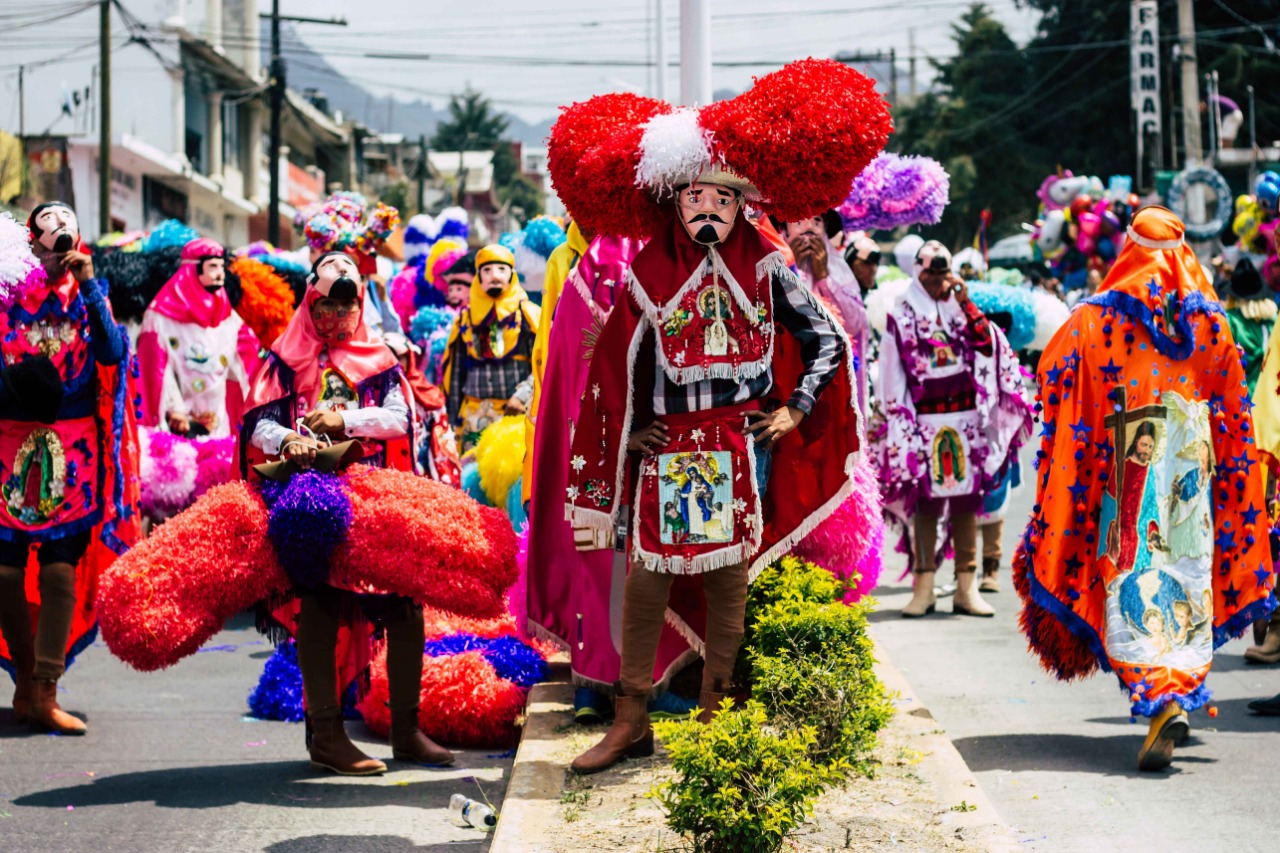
left=1098, top=387, right=1214, bottom=670
left=658, top=450, right=735, bottom=545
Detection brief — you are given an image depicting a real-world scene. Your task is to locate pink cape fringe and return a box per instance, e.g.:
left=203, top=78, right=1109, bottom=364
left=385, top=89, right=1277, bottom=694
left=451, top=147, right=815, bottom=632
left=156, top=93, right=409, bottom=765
left=792, top=455, right=883, bottom=601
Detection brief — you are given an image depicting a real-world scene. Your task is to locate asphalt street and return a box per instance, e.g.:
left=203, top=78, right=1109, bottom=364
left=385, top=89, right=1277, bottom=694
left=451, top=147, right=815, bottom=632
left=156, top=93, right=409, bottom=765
left=872, top=444, right=1280, bottom=853
left=0, top=614, right=507, bottom=853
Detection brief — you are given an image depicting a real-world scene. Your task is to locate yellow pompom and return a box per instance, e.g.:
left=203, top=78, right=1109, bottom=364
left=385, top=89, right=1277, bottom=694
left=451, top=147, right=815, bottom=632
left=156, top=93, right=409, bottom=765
left=474, top=415, right=527, bottom=507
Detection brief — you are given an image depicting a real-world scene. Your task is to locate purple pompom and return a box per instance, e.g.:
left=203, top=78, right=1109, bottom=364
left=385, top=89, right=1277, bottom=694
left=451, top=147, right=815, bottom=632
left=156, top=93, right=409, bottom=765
left=839, top=153, right=950, bottom=232
left=262, top=470, right=353, bottom=588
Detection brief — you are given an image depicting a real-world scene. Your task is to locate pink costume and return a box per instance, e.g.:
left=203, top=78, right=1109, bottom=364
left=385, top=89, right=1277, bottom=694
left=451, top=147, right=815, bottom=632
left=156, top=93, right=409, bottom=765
left=137, top=238, right=259, bottom=438
left=800, top=243, right=870, bottom=412
left=525, top=236, right=697, bottom=692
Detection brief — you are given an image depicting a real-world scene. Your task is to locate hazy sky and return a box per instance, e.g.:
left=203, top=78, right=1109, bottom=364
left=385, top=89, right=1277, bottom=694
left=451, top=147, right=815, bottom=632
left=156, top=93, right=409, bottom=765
left=255, top=0, right=1042, bottom=121
left=0, top=0, right=1043, bottom=129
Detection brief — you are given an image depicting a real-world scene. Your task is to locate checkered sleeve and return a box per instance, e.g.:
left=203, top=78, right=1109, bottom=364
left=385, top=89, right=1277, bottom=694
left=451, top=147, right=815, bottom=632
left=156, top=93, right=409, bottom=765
left=771, top=270, right=845, bottom=415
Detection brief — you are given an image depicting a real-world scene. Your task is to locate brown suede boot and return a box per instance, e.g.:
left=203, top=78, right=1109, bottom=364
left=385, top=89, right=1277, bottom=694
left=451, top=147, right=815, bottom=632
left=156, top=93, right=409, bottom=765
left=29, top=679, right=85, bottom=736
left=308, top=715, right=386, bottom=776
left=570, top=694, right=653, bottom=775
left=12, top=667, right=33, bottom=723
left=390, top=710, right=454, bottom=766
left=696, top=691, right=727, bottom=724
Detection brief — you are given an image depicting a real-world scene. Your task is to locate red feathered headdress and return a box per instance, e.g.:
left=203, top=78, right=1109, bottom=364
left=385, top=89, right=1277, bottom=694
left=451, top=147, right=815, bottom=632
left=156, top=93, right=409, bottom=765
left=547, top=58, right=893, bottom=238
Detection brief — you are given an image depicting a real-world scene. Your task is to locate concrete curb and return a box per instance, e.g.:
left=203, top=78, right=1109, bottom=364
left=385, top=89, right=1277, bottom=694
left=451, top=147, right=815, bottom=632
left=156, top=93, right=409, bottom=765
left=869, top=631, right=1022, bottom=852
left=489, top=671, right=574, bottom=852
left=492, top=643, right=1020, bottom=852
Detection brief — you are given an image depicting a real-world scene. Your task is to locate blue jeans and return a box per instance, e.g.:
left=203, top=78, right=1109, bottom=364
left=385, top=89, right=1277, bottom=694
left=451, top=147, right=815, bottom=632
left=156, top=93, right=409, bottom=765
left=752, top=442, right=772, bottom=495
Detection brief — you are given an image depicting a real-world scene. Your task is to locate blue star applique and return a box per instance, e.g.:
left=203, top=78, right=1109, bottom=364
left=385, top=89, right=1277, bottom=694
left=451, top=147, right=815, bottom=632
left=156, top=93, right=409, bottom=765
left=1040, top=419, right=1057, bottom=439
left=1064, top=554, right=1084, bottom=577
left=1240, top=394, right=1257, bottom=415
left=1208, top=392, right=1226, bottom=415
left=1045, top=362, right=1064, bottom=386
left=1069, top=418, right=1093, bottom=442
left=1067, top=479, right=1089, bottom=501
left=1099, top=358, right=1123, bottom=382
left=1234, top=452, right=1256, bottom=478
left=1063, top=349, right=1082, bottom=372
left=1095, top=435, right=1114, bottom=461
left=1223, top=583, right=1241, bottom=608
left=1215, top=529, right=1238, bottom=553
left=1242, top=503, right=1262, bottom=526
left=1145, top=276, right=1163, bottom=302
left=1215, top=459, right=1237, bottom=480
left=1255, top=566, right=1272, bottom=588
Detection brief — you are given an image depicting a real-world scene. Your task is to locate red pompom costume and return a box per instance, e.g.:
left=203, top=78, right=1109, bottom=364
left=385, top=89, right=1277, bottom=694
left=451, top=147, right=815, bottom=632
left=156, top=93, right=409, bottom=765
left=1014, top=207, right=1275, bottom=771
left=0, top=203, right=140, bottom=736
left=548, top=59, right=891, bottom=775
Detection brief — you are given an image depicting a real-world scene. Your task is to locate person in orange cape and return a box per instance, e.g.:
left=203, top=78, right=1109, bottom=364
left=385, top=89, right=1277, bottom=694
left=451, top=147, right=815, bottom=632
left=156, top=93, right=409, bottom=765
left=0, top=203, right=140, bottom=736
left=1014, top=207, right=1275, bottom=772
left=553, top=58, right=891, bottom=775
left=241, top=250, right=452, bottom=776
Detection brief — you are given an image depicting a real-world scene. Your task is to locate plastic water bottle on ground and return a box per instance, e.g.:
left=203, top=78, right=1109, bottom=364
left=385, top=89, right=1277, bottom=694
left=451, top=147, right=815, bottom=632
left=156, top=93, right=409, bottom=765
left=448, top=793, right=497, bottom=831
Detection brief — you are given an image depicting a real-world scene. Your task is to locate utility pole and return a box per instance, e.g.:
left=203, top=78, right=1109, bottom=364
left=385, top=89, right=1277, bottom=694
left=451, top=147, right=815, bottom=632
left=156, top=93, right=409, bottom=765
left=262, top=6, right=347, bottom=247
left=1176, top=0, right=1204, bottom=224
left=679, top=0, right=711, bottom=106
left=888, top=47, right=897, bottom=107
left=655, top=0, right=668, bottom=101
left=99, top=0, right=111, bottom=234
left=908, top=28, right=917, bottom=102
left=417, top=133, right=427, bottom=214
left=1178, top=0, right=1202, bottom=170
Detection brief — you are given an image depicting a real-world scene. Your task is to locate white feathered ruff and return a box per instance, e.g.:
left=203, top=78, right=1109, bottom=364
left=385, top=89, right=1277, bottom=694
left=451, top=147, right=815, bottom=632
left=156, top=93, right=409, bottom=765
left=1029, top=288, right=1071, bottom=351
left=0, top=213, right=44, bottom=311
left=636, top=109, right=713, bottom=197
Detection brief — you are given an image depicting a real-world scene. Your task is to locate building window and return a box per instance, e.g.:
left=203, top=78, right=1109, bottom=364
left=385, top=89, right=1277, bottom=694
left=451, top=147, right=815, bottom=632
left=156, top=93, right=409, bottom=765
left=186, top=129, right=204, bottom=173
left=224, top=101, right=240, bottom=171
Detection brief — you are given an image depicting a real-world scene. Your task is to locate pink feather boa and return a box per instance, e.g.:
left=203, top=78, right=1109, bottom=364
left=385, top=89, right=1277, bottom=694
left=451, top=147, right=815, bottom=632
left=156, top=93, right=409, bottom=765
left=138, top=428, right=237, bottom=520
left=791, top=455, right=883, bottom=602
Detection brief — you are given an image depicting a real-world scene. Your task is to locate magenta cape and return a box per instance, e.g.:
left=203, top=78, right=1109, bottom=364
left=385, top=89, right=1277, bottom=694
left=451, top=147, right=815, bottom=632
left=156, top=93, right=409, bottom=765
left=525, top=236, right=697, bottom=691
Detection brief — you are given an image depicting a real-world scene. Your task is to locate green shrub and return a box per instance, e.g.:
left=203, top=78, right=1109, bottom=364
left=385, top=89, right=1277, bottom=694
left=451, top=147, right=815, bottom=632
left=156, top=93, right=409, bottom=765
left=651, top=700, right=837, bottom=853
left=732, top=556, right=847, bottom=687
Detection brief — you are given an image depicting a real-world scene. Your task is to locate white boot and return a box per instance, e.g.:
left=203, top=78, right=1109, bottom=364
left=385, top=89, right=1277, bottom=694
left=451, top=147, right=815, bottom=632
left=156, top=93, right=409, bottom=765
left=902, top=571, right=937, bottom=618
left=953, top=571, right=995, bottom=617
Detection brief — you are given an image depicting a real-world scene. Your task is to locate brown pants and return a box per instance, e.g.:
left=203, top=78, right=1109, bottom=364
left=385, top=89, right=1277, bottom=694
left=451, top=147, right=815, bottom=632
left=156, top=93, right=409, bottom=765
left=295, top=593, right=425, bottom=721
left=618, top=561, right=749, bottom=698
left=0, top=562, right=78, bottom=681
left=981, top=518, right=1004, bottom=564
left=913, top=512, right=978, bottom=575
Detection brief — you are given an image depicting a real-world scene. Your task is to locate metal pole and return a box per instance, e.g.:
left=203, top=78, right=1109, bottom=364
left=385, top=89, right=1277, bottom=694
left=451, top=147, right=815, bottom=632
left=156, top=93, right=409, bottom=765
left=268, top=0, right=282, bottom=247
left=679, top=0, right=711, bottom=106
left=17, top=66, right=24, bottom=140
left=655, top=0, right=668, bottom=101
left=908, top=28, right=917, bottom=103
left=417, top=133, right=427, bottom=213
left=1177, top=0, right=1204, bottom=225
left=889, top=47, right=898, bottom=107
left=99, top=0, right=111, bottom=234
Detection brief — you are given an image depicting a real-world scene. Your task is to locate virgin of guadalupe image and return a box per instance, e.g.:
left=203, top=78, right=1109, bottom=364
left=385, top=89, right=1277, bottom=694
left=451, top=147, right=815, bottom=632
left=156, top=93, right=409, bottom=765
left=932, top=426, right=965, bottom=490
left=1168, top=438, right=1213, bottom=561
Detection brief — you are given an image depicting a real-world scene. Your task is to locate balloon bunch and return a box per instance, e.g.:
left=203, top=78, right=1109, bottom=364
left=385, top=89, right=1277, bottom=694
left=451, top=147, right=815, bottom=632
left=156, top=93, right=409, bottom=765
left=1032, top=172, right=1137, bottom=291
left=1223, top=172, right=1274, bottom=275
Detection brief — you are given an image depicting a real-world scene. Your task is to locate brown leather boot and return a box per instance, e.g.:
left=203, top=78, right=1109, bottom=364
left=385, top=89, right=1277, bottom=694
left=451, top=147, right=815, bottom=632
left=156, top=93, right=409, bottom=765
left=308, top=716, right=386, bottom=776
left=390, top=710, right=454, bottom=766
left=696, top=691, right=727, bottom=724
left=1245, top=610, right=1280, bottom=664
left=12, top=667, right=33, bottom=723
left=29, top=679, right=85, bottom=736
left=571, top=694, right=653, bottom=775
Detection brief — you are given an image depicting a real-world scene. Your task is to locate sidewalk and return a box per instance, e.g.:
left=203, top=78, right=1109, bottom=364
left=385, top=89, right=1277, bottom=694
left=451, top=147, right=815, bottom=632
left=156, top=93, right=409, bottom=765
left=491, top=640, right=1018, bottom=852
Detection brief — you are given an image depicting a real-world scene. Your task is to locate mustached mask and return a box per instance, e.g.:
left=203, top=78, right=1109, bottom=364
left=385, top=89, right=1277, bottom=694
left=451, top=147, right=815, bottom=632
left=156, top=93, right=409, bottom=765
left=309, top=252, right=364, bottom=343
left=197, top=255, right=226, bottom=290
left=678, top=182, right=741, bottom=246
left=478, top=261, right=513, bottom=296
left=29, top=203, right=80, bottom=253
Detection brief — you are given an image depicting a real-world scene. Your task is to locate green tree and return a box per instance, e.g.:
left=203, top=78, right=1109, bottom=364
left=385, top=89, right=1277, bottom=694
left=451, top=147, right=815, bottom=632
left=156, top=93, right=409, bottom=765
left=500, top=174, right=545, bottom=225
left=430, top=88, right=510, bottom=151
left=892, top=3, right=1040, bottom=245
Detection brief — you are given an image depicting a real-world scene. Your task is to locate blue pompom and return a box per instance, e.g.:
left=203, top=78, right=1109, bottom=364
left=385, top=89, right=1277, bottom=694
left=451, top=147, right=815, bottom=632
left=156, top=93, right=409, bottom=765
left=966, top=282, right=1038, bottom=350
left=522, top=218, right=567, bottom=259
left=423, top=632, right=549, bottom=691
left=461, top=462, right=489, bottom=506
left=506, top=479, right=527, bottom=530
left=144, top=220, right=200, bottom=252
left=247, top=642, right=306, bottom=721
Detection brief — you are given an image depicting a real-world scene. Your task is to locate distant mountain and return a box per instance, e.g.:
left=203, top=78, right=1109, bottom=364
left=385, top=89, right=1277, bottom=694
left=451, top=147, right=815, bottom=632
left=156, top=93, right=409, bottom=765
left=265, top=23, right=554, bottom=146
